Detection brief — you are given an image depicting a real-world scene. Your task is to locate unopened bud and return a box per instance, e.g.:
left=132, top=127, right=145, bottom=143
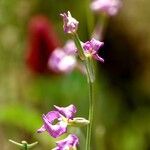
left=69, top=117, right=90, bottom=127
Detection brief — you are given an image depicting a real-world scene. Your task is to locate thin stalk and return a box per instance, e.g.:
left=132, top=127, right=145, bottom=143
left=85, top=57, right=94, bottom=150
left=72, top=33, right=86, bottom=60
left=22, top=141, right=28, bottom=150
left=9, top=140, right=38, bottom=149
left=86, top=80, right=94, bottom=150
left=24, top=144, right=28, bottom=150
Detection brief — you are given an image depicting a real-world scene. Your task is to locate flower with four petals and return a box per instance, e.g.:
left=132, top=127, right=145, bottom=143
left=37, top=105, right=76, bottom=138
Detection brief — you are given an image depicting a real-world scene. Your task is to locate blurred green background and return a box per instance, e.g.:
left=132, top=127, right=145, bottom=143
left=0, top=0, right=150, bottom=149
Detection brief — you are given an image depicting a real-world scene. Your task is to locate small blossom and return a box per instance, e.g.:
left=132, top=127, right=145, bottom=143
left=83, top=38, right=104, bottom=62
left=48, top=48, right=76, bottom=74
left=60, top=11, right=79, bottom=34
left=37, top=111, right=67, bottom=138
left=90, top=0, right=121, bottom=16
left=48, top=40, right=77, bottom=74
left=37, top=105, right=77, bottom=138
left=52, top=134, right=79, bottom=150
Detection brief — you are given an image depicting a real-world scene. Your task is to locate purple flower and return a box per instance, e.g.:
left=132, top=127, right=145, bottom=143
left=52, top=134, right=79, bottom=150
left=60, top=11, right=79, bottom=34
left=37, top=111, right=67, bottom=138
left=37, top=105, right=77, bottom=138
left=83, top=38, right=104, bottom=62
left=48, top=48, right=76, bottom=74
left=90, top=0, right=122, bottom=16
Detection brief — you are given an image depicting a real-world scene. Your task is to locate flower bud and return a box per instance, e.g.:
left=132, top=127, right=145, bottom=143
left=60, top=11, right=79, bottom=34
left=69, top=117, right=90, bottom=127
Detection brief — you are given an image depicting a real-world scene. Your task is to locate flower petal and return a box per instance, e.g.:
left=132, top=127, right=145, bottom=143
left=93, top=54, right=104, bottom=63
left=91, top=38, right=104, bottom=52
left=63, top=40, right=77, bottom=55
left=48, top=48, right=76, bottom=73
left=43, top=114, right=67, bottom=138
left=45, top=111, right=61, bottom=123
left=54, top=105, right=76, bottom=119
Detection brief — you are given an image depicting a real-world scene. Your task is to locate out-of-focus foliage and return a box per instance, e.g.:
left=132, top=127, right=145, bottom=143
left=0, top=0, right=150, bottom=150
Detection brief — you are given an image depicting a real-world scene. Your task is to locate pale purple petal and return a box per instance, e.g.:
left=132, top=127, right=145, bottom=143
left=63, top=40, right=77, bottom=55
left=55, top=134, right=79, bottom=149
left=83, top=41, right=92, bottom=53
left=93, top=54, right=104, bottom=63
left=54, top=104, right=76, bottom=119
left=42, top=114, right=67, bottom=138
left=60, top=11, right=79, bottom=34
left=90, top=38, right=104, bottom=52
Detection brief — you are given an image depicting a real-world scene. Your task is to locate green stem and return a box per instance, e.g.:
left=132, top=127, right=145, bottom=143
left=22, top=141, right=28, bottom=150
left=72, top=33, right=86, bottom=60
left=86, top=80, right=94, bottom=150
left=24, top=144, right=28, bottom=150
left=9, top=140, right=38, bottom=149
left=85, top=57, right=94, bottom=150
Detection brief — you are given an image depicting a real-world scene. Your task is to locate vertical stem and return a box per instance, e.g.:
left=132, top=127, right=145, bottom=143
left=86, top=80, right=94, bottom=150
left=85, top=57, right=95, bottom=150
left=24, top=144, right=28, bottom=150
left=72, top=33, right=86, bottom=60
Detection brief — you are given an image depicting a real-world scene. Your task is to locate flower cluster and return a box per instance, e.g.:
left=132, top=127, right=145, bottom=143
left=38, top=105, right=88, bottom=149
left=90, top=0, right=122, bottom=16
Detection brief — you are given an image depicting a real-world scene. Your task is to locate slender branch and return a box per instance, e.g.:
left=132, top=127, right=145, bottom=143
left=86, top=80, right=94, bottom=150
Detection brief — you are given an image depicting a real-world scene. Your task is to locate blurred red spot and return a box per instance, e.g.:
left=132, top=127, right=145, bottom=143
left=26, top=15, right=60, bottom=74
